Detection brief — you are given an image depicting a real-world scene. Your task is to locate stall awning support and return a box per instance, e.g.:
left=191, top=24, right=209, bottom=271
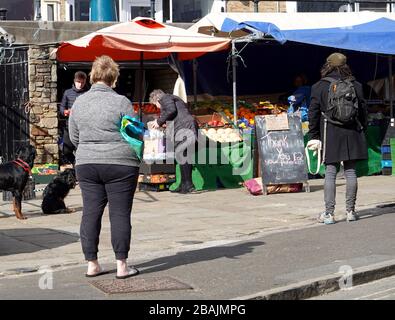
left=193, top=59, right=198, bottom=109
left=230, top=33, right=266, bottom=126
left=139, top=51, right=144, bottom=121
left=232, top=39, right=237, bottom=125
left=390, top=55, right=394, bottom=127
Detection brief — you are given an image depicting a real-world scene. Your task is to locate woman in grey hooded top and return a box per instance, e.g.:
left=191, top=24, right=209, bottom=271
left=69, top=55, right=141, bottom=279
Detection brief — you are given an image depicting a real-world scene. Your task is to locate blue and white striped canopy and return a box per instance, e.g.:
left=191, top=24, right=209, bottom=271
left=189, top=12, right=395, bottom=55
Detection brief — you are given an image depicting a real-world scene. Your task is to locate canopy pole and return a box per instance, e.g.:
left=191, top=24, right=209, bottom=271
left=390, top=55, right=394, bottom=126
left=232, top=40, right=238, bottom=125
left=139, top=51, right=144, bottom=121
left=193, top=59, right=198, bottom=109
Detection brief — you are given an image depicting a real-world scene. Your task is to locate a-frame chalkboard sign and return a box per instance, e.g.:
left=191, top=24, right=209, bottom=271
left=255, top=114, right=310, bottom=195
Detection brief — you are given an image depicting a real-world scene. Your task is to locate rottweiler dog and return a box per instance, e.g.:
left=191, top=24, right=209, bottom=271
left=41, top=168, right=77, bottom=214
left=0, top=145, right=36, bottom=220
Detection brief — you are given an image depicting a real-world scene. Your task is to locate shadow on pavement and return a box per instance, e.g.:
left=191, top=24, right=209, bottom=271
left=356, top=204, right=395, bottom=221
left=308, top=183, right=345, bottom=193
left=0, top=207, right=83, bottom=219
left=135, top=240, right=265, bottom=274
left=0, top=228, right=79, bottom=256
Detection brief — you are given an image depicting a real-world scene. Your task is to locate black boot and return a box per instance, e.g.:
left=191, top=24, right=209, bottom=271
left=180, top=163, right=195, bottom=194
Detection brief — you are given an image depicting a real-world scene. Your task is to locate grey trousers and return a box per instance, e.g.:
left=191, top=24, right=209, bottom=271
left=324, top=160, right=358, bottom=215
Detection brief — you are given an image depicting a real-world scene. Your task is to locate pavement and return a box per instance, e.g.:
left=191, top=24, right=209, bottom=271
left=311, top=275, right=395, bottom=300
left=0, top=175, right=395, bottom=299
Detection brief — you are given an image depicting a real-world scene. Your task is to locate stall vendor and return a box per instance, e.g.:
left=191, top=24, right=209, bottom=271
left=288, top=74, right=311, bottom=122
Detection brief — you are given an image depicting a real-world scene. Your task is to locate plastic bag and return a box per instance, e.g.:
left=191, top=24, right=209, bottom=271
left=120, top=114, right=145, bottom=161
left=244, top=178, right=263, bottom=196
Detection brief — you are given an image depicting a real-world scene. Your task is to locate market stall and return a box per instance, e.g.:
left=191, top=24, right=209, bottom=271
left=186, top=12, right=395, bottom=186
left=164, top=100, right=289, bottom=191
left=56, top=17, right=231, bottom=191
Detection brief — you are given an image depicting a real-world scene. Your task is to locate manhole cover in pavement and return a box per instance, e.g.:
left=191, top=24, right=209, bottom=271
left=89, top=276, right=193, bottom=295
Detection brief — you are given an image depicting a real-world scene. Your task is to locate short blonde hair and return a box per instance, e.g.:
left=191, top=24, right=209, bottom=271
left=90, top=55, right=120, bottom=87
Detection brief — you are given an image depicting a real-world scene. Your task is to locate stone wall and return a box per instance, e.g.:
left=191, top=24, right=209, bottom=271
left=28, top=45, right=59, bottom=165
left=227, top=1, right=287, bottom=13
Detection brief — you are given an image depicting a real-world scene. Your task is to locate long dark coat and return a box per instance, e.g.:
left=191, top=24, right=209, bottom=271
left=308, top=71, right=368, bottom=164
left=157, top=94, right=198, bottom=151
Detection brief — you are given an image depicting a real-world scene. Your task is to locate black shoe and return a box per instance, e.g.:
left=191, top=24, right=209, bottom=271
left=180, top=186, right=196, bottom=194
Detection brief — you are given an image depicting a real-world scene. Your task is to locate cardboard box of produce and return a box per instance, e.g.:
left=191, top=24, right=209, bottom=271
left=194, top=113, right=230, bottom=128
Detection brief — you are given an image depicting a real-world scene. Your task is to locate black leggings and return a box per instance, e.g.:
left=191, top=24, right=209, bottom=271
left=76, top=164, right=139, bottom=261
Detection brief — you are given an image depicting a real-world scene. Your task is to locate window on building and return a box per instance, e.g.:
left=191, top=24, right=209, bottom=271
left=297, top=1, right=351, bottom=12
left=131, top=6, right=151, bottom=19
left=163, top=0, right=170, bottom=22
left=172, top=0, right=202, bottom=23
left=69, top=4, right=74, bottom=21
left=358, top=2, right=388, bottom=12
left=75, top=0, right=90, bottom=21
left=47, top=4, right=54, bottom=21
left=34, top=0, right=42, bottom=20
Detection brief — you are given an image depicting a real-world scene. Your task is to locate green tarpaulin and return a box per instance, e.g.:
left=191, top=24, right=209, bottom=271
left=305, top=125, right=382, bottom=177
left=171, top=126, right=383, bottom=191
left=170, top=134, right=254, bottom=191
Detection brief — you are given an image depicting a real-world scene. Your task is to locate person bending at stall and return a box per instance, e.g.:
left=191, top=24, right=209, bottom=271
left=148, top=89, right=198, bottom=194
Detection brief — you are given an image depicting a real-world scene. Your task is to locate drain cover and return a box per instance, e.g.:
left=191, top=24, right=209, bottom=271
left=90, top=276, right=193, bottom=295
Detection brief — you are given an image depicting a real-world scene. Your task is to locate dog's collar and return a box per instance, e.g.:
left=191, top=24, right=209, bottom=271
left=12, top=159, right=31, bottom=175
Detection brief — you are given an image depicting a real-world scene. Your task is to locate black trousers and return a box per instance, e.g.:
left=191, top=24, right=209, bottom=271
left=62, top=127, right=76, bottom=165
left=76, top=164, right=139, bottom=261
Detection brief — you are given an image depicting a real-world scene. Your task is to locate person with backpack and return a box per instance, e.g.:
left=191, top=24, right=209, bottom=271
left=307, top=52, right=368, bottom=225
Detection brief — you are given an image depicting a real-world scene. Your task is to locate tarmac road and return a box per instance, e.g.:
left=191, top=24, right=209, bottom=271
left=1, top=207, right=395, bottom=300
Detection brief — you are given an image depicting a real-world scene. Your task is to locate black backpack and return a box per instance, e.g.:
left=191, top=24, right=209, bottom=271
left=322, top=77, right=359, bottom=126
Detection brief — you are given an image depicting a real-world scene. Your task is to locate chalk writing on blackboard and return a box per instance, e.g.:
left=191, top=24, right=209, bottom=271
left=255, top=114, right=309, bottom=189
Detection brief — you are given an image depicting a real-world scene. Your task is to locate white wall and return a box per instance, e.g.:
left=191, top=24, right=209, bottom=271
left=286, top=1, right=297, bottom=13
left=208, top=0, right=225, bottom=14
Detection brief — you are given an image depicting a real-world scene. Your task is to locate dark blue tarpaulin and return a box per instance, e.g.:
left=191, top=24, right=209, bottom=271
left=194, top=13, right=395, bottom=55
left=223, top=17, right=395, bottom=55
